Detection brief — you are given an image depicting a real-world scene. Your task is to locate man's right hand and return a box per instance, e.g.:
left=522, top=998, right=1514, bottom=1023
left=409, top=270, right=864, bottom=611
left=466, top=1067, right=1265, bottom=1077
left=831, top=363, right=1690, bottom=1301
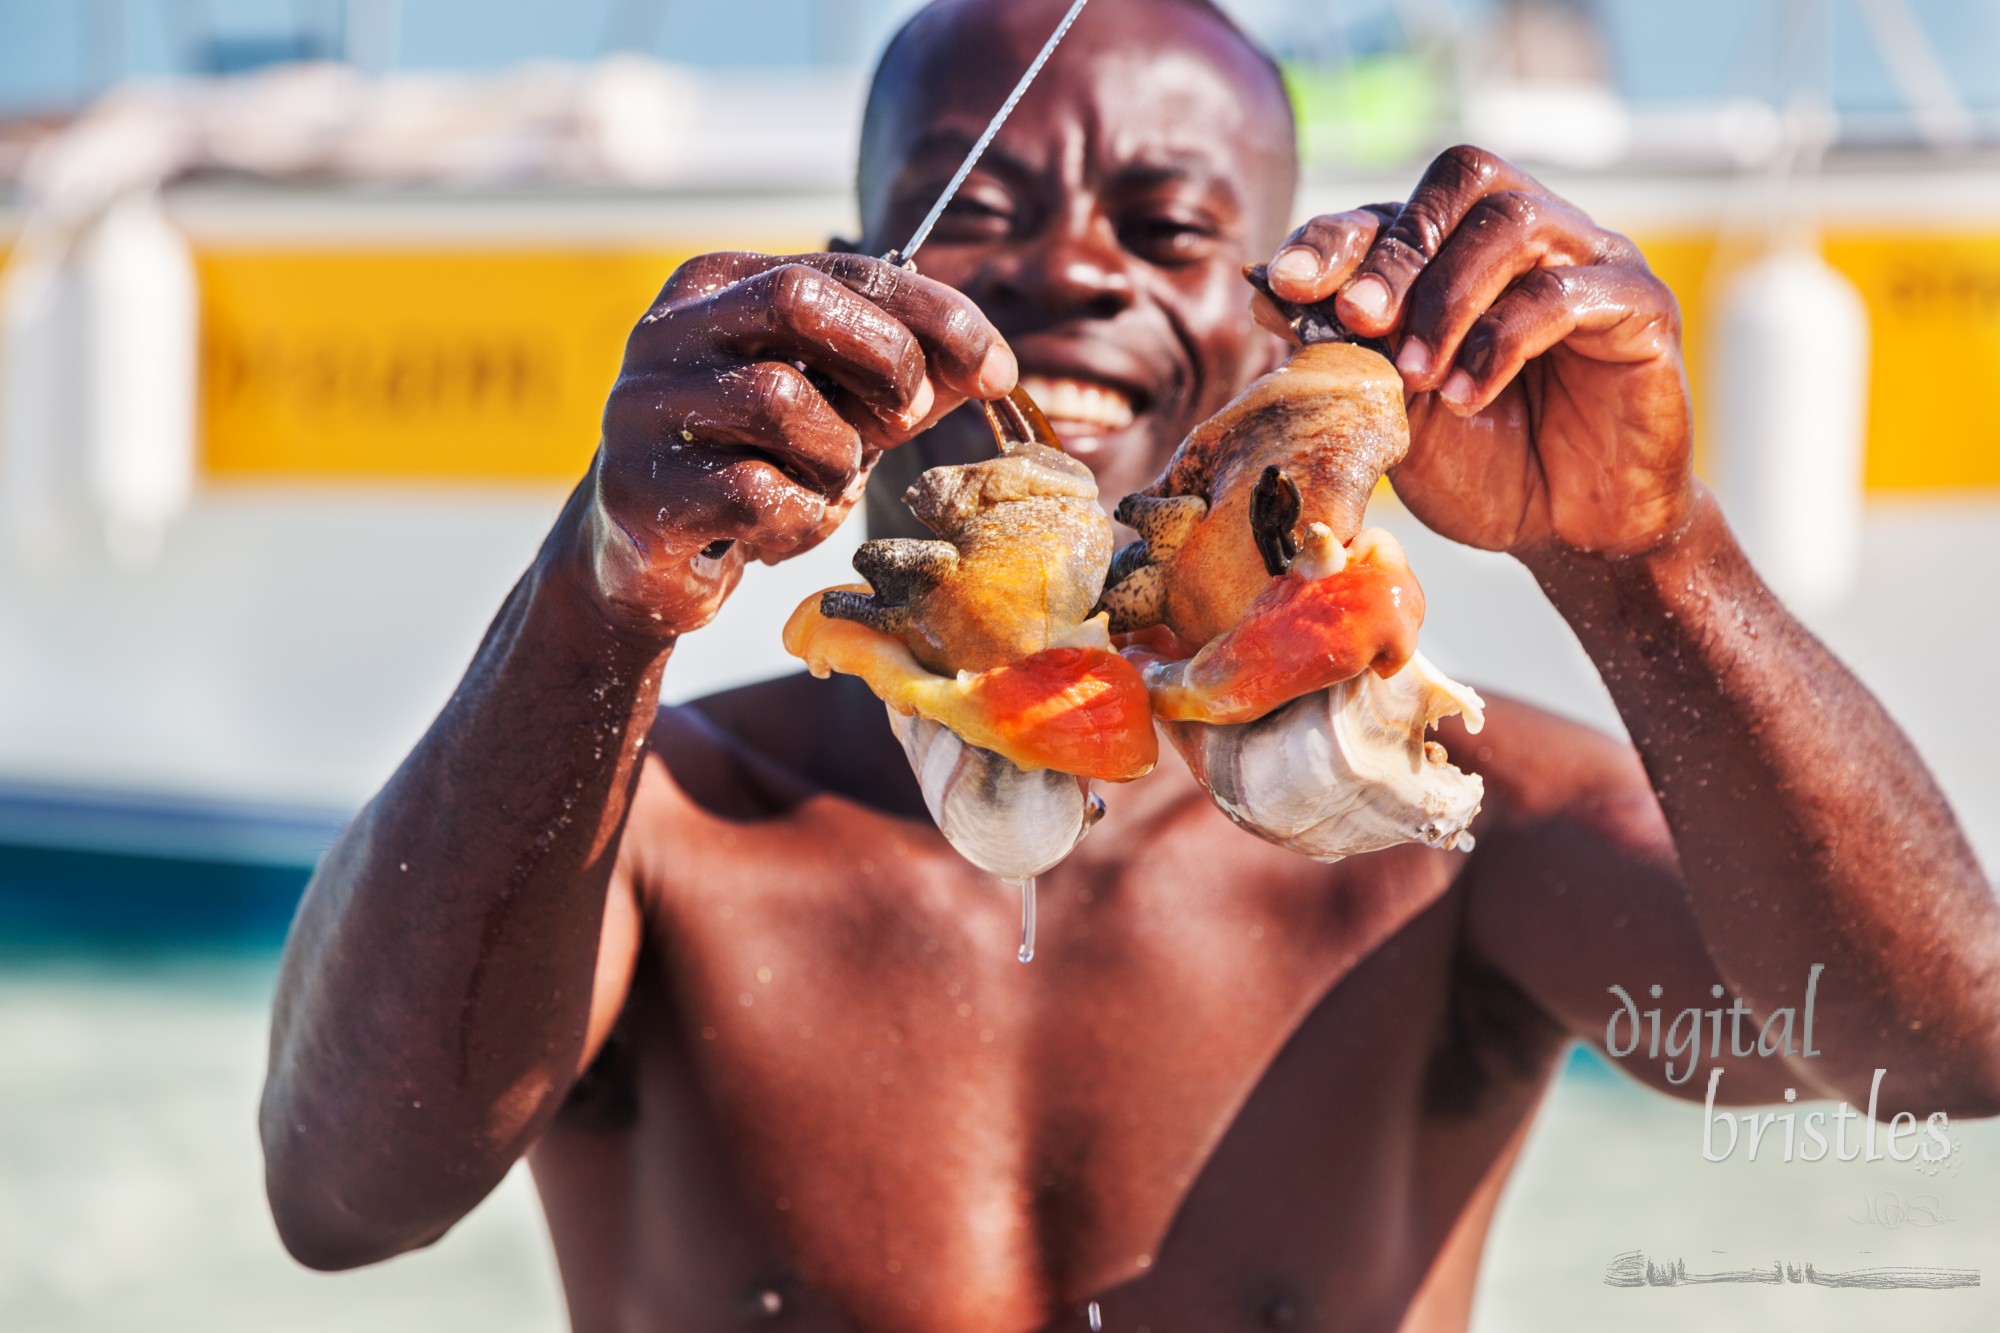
left=575, top=251, right=1017, bottom=641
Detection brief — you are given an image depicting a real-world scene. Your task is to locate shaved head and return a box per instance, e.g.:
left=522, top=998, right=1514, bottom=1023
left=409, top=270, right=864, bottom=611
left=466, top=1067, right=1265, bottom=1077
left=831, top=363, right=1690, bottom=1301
left=858, top=0, right=1297, bottom=252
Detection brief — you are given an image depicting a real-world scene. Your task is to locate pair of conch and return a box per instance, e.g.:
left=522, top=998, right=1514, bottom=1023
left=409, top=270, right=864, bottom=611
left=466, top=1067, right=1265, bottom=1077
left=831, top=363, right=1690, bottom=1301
left=784, top=308, right=1484, bottom=882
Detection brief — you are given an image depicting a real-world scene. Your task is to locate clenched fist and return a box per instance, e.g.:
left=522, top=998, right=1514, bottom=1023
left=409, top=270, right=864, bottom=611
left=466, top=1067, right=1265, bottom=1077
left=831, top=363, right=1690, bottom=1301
left=1257, top=145, right=1694, bottom=559
left=573, top=251, right=1017, bottom=640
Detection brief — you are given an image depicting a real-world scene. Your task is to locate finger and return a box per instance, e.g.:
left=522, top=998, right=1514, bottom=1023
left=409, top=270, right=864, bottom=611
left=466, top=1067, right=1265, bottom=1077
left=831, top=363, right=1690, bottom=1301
left=671, top=454, right=832, bottom=554
left=651, top=251, right=785, bottom=307
left=788, top=252, right=1017, bottom=401
left=653, top=252, right=1012, bottom=401
left=607, top=361, right=863, bottom=498
left=1336, top=146, right=1542, bottom=337
left=752, top=445, right=880, bottom=565
left=599, top=441, right=832, bottom=561
left=1263, top=205, right=1397, bottom=304
left=1435, top=265, right=1679, bottom=416
left=681, top=264, right=926, bottom=425
left=1393, top=190, right=1607, bottom=392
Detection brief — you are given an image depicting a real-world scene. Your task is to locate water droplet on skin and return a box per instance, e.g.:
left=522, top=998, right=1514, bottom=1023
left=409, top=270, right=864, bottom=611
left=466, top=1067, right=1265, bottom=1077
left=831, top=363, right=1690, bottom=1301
left=1089, top=1300, right=1103, bottom=1330
left=1007, top=876, right=1037, bottom=962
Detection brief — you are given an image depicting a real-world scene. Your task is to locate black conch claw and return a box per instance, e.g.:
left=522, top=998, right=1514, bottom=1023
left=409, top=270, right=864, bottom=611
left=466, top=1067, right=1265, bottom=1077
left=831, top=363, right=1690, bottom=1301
left=1099, top=493, right=1208, bottom=632
left=1243, top=264, right=1392, bottom=356
left=1250, top=465, right=1302, bottom=577
left=822, top=538, right=960, bottom=633
left=819, top=589, right=910, bottom=636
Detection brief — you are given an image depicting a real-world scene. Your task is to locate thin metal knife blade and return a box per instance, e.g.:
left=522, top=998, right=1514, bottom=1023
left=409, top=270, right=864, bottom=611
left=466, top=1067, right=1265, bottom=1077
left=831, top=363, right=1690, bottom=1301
left=888, top=0, right=1092, bottom=267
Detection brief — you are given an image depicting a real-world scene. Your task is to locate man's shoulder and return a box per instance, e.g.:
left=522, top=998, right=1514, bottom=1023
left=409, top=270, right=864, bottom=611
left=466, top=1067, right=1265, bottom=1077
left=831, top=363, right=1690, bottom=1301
left=642, top=672, right=819, bottom=803
left=640, top=669, right=902, bottom=818
left=681, top=669, right=831, bottom=730
left=669, top=669, right=852, bottom=770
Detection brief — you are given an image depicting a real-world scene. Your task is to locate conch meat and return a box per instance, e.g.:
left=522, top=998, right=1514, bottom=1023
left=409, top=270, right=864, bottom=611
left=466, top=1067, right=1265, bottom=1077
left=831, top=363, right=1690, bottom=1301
left=1100, top=317, right=1485, bottom=861
left=784, top=390, right=1156, bottom=881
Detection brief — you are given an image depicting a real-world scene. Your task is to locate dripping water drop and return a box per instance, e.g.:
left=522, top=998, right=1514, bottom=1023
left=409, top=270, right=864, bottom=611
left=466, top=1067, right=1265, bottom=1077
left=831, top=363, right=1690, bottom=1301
left=1088, top=1299, right=1103, bottom=1330
left=1009, top=876, right=1037, bottom=963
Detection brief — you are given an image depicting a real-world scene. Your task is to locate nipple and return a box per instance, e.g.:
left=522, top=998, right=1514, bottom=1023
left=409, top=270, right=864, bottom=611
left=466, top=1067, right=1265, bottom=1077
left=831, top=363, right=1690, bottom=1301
left=739, top=1286, right=785, bottom=1322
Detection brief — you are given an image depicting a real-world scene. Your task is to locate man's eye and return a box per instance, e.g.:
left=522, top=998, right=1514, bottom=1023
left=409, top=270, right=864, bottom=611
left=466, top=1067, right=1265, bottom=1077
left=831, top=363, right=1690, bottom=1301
left=931, top=195, right=1013, bottom=240
left=1119, top=216, right=1218, bottom=265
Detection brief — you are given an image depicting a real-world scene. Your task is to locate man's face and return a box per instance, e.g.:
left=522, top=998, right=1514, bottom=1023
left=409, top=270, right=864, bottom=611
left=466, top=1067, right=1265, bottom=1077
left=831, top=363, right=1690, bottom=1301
left=858, top=0, right=1297, bottom=515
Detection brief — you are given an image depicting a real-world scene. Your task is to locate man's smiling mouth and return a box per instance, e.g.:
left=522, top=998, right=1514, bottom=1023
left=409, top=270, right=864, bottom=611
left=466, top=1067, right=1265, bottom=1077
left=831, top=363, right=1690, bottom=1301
left=1019, top=375, right=1137, bottom=446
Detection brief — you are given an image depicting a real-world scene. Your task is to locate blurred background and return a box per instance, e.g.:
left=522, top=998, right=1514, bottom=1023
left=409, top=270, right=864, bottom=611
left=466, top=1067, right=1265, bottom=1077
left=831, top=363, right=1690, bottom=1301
left=2, top=1, right=1997, bottom=1330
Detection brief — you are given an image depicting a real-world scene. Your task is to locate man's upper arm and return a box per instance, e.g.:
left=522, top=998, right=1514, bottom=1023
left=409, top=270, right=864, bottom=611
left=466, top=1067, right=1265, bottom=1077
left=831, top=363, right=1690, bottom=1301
left=572, top=697, right=782, bottom=1078
left=571, top=709, right=711, bottom=1079
left=1455, top=696, right=1795, bottom=1103
left=578, top=837, right=645, bottom=1078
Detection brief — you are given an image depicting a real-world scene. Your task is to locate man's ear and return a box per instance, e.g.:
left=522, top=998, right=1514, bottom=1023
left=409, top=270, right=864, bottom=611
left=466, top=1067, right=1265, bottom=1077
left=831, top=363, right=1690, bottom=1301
left=828, top=236, right=861, bottom=254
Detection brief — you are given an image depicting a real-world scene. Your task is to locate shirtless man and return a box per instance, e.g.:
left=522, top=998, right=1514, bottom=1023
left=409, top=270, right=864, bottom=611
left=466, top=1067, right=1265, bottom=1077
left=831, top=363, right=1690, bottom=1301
left=259, top=2, right=2000, bottom=1329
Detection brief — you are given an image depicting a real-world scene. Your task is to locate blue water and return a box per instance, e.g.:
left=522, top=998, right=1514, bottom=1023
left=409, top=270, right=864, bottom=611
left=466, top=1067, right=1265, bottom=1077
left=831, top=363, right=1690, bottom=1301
left=0, top=844, right=308, bottom=953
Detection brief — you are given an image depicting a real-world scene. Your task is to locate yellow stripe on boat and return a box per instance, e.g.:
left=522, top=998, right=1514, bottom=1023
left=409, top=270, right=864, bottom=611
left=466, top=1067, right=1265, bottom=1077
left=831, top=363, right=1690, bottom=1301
left=144, top=228, right=2000, bottom=493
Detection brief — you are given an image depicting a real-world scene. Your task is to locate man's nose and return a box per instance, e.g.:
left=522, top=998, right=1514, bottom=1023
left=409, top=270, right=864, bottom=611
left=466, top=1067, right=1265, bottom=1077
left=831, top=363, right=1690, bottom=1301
left=991, top=217, right=1136, bottom=322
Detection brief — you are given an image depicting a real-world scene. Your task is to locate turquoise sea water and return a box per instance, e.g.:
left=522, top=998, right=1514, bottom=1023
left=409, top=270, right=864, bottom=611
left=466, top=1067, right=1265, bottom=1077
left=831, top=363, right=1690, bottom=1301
left=5, top=841, right=1996, bottom=1332
left=0, top=845, right=306, bottom=952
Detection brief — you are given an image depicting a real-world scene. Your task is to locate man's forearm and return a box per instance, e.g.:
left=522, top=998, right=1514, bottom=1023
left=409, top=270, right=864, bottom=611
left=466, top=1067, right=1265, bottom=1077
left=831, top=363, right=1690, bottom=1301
left=262, top=484, right=672, bottom=1267
left=1525, top=486, right=2000, bottom=1110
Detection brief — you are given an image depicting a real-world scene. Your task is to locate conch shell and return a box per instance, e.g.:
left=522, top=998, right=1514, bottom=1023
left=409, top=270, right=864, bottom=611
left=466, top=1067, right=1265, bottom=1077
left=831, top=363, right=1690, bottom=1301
left=1161, top=653, right=1484, bottom=860
left=886, top=708, right=1103, bottom=881
left=785, top=390, right=1155, bottom=881
left=1102, top=339, right=1484, bottom=861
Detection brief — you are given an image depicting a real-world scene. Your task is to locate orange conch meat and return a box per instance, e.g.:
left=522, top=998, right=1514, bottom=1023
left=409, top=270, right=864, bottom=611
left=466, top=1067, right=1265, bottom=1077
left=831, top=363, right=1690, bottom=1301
left=783, top=592, right=1155, bottom=782
left=1128, top=527, right=1425, bottom=725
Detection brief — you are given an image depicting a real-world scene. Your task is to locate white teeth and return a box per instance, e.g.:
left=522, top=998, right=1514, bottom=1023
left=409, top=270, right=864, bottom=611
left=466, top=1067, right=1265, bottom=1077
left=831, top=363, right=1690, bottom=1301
left=1019, top=376, right=1136, bottom=433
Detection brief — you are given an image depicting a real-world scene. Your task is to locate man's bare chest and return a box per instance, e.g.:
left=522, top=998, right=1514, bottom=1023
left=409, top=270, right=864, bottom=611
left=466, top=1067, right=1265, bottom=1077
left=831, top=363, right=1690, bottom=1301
left=551, top=788, right=1551, bottom=1331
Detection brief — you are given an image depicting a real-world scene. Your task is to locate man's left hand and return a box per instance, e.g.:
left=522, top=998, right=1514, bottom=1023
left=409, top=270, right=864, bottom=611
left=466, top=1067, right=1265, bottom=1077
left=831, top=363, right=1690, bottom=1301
left=1258, top=145, right=1694, bottom=558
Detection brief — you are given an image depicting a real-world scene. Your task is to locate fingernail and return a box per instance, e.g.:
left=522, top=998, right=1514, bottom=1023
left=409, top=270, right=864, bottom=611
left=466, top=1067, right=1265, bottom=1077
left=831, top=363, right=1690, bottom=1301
left=1440, top=369, right=1475, bottom=407
left=906, top=375, right=936, bottom=424
left=1395, top=338, right=1431, bottom=378
left=1342, top=275, right=1390, bottom=322
left=977, top=343, right=1018, bottom=397
left=1269, top=247, right=1319, bottom=286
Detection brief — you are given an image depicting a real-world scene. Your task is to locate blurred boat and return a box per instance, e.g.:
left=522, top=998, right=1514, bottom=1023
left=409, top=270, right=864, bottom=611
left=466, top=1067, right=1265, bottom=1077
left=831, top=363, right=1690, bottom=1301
left=1, top=53, right=1998, bottom=881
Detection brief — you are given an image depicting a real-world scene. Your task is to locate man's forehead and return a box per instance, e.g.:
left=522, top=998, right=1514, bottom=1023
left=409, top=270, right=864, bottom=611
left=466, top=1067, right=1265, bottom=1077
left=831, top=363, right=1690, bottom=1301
left=861, top=0, right=1290, bottom=194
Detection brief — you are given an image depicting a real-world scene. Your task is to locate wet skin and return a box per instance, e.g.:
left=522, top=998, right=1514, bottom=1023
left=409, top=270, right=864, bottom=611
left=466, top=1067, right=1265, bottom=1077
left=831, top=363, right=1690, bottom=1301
left=261, top=2, right=2000, bottom=1330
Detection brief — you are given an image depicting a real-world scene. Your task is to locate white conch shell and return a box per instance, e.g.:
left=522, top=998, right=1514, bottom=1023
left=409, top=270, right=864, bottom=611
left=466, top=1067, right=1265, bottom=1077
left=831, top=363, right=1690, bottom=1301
left=888, top=705, right=1103, bottom=880
left=1160, top=652, right=1486, bottom=862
